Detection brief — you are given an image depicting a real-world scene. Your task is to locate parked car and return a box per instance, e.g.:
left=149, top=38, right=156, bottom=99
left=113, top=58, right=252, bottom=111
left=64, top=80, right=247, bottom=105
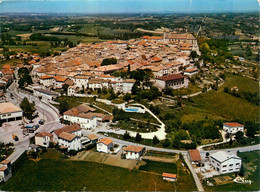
left=12, top=134, right=19, bottom=141
left=39, top=119, right=45, bottom=125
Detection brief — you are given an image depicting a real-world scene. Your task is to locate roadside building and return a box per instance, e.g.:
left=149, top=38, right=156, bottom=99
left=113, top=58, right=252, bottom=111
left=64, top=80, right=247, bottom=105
left=0, top=160, right=12, bottom=182
left=35, top=132, right=53, bottom=148
left=63, top=104, right=98, bottom=129
left=96, top=138, right=113, bottom=153
left=223, top=122, right=244, bottom=134
left=0, top=102, right=23, bottom=123
left=154, top=73, right=189, bottom=90
left=52, top=124, right=82, bottom=151
left=209, top=151, right=242, bottom=174
left=53, top=76, right=67, bottom=89
left=162, top=173, right=177, bottom=182
left=86, top=134, right=99, bottom=144
left=188, top=149, right=202, bottom=164
left=33, top=88, right=59, bottom=101
left=39, top=75, right=54, bottom=87
left=123, top=145, right=145, bottom=160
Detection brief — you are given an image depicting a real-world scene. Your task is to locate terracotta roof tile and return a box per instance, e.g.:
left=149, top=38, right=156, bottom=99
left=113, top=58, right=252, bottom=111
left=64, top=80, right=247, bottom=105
left=97, top=138, right=113, bottom=146
left=124, top=145, right=145, bottom=153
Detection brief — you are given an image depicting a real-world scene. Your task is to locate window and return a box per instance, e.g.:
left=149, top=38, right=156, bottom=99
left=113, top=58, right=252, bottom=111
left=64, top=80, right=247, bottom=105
left=222, top=170, right=226, bottom=172
left=229, top=164, right=233, bottom=166
left=236, top=163, right=240, bottom=165
left=229, top=169, right=233, bottom=171
left=223, top=165, right=227, bottom=167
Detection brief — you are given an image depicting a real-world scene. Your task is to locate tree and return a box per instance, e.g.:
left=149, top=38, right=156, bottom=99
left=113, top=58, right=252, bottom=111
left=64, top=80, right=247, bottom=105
left=59, top=100, right=69, bottom=115
left=245, top=121, right=258, bottom=138
left=123, top=131, right=131, bottom=140
left=62, top=84, right=69, bottom=95
left=190, top=50, right=198, bottom=61
left=135, top=133, right=142, bottom=142
left=123, top=93, right=131, bottom=103
left=163, top=139, right=171, bottom=148
left=20, top=98, right=36, bottom=120
left=239, top=164, right=245, bottom=177
left=101, top=58, right=117, bottom=66
left=152, top=135, right=159, bottom=145
left=235, top=131, right=244, bottom=142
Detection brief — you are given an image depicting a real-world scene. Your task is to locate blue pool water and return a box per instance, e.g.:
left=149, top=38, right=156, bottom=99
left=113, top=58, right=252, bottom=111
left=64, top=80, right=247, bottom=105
left=125, top=108, right=139, bottom=112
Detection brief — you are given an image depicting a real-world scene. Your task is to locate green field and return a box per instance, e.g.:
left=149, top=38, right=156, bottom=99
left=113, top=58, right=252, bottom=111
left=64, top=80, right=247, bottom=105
left=205, top=151, right=260, bottom=191
left=180, top=74, right=259, bottom=123
left=0, top=150, right=196, bottom=191
left=139, top=160, right=177, bottom=174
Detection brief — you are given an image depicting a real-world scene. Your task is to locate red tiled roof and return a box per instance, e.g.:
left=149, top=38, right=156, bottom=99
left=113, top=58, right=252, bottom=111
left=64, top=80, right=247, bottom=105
left=54, top=76, right=67, bottom=82
left=158, top=74, right=186, bottom=81
left=53, top=124, right=81, bottom=136
left=124, top=145, right=145, bottom=153
left=40, top=75, right=53, bottom=80
left=188, top=149, right=202, bottom=162
left=162, top=173, right=177, bottom=179
left=59, top=132, right=77, bottom=141
left=86, top=134, right=99, bottom=141
left=224, top=122, right=244, bottom=127
left=0, top=166, right=7, bottom=171
left=1, top=160, right=10, bottom=164
left=35, top=132, right=53, bottom=138
left=97, top=138, right=113, bottom=146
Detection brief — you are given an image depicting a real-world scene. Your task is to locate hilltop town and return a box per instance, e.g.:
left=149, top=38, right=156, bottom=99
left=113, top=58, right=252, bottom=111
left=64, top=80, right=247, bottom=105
left=0, top=13, right=259, bottom=192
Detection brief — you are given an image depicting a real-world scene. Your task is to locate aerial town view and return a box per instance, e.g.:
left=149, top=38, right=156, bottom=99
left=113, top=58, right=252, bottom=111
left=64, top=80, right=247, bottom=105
left=0, top=0, right=259, bottom=191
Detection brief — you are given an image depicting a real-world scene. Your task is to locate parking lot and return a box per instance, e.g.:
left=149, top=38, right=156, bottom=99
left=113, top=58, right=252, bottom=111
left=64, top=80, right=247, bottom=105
left=0, top=111, right=45, bottom=145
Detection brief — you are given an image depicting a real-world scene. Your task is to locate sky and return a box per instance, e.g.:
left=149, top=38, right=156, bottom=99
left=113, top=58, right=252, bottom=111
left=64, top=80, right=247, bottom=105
left=0, top=0, right=258, bottom=14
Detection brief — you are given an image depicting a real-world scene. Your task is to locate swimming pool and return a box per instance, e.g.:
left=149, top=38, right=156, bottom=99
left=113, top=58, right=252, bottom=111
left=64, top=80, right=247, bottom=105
left=124, top=108, right=139, bottom=112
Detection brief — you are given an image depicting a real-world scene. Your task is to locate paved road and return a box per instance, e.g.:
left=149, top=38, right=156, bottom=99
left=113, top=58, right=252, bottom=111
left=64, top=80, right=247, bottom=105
left=183, top=154, right=204, bottom=191
left=6, top=82, right=62, bottom=163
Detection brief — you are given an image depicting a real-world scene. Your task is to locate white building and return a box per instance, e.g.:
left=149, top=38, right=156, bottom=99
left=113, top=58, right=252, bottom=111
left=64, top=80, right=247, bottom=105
left=0, top=102, right=23, bottom=123
left=96, top=138, right=113, bottom=153
left=154, top=73, right=189, bottom=90
left=209, top=151, right=242, bottom=174
left=53, top=76, right=67, bottom=89
left=123, top=145, right=145, bottom=160
left=223, top=122, right=244, bottom=134
left=52, top=124, right=82, bottom=151
left=0, top=160, right=12, bottom=182
left=33, top=88, right=59, bottom=101
left=35, top=132, right=53, bottom=148
left=184, top=68, right=199, bottom=77
left=58, top=132, right=82, bottom=151
left=39, top=75, right=54, bottom=87
left=63, top=104, right=98, bottom=130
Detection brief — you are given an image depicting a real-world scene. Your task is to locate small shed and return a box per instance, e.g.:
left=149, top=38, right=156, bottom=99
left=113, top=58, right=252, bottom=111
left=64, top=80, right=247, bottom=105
left=188, top=149, right=202, bottom=164
left=162, top=173, right=177, bottom=182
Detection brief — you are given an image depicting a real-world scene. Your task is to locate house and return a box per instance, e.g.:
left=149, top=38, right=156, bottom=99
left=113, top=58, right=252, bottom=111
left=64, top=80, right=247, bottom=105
left=86, top=134, right=99, bottom=144
left=63, top=104, right=98, bottom=129
left=58, top=132, right=82, bottom=151
left=33, top=88, right=59, bottom=101
left=209, top=151, right=242, bottom=174
left=0, top=102, right=23, bottom=123
left=184, top=68, right=198, bottom=77
left=96, top=138, right=113, bottom=153
left=223, top=122, right=244, bottom=134
left=39, top=75, right=54, bottom=87
left=162, top=173, right=177, bottom=182
left=35, top=132, right=53, bottom=147
left=123, top=145, right=145, bottom=160
left=53, top=76, right=67, bottom=89
left=188, top=149, right=202, bottom=164
left=0, top=160, right=12, bottom=182
left=52, top=124, right=82, bottom=151
left=154, top=73, right=189, bottom=90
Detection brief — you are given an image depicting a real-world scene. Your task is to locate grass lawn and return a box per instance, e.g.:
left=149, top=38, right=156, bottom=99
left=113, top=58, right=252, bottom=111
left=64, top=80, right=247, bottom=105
left=204, top=151, right=260, bottom=191
left=139, top=160, right=177, bottom=174
left=0, top=150, right=196, bottom=191
left=172, top=83, right=202, bottom=96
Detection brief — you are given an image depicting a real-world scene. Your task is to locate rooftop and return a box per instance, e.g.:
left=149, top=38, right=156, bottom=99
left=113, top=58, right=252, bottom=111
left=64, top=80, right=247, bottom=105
left=188, top=149, right=202, bottom=162
left=224, top=122, right=244, bottom=127
left=210, top=151, right=241, bottom=163
left=124, top=145, right=145, bottom=153
left=0, top=102, right=22, bottom=114
left=97, top=138, right=113, bottom=146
